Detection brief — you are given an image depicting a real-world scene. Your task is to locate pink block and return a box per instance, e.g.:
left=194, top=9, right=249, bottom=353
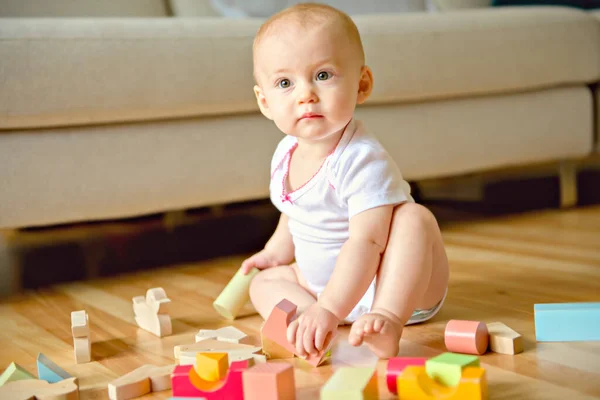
left=386, top=357, right=426, bottom=394
left=261, top=299, right=334, bottom=367
left=171, top=360, right=249, bottom=399
left=242, top=362, right=296, bottom=400
left=445, top=320, right=489, bottom=355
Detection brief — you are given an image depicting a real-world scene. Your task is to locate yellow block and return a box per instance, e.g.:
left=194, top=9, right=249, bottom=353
left=195, top=352, right=229, bottom=382
left=398, top=366, right=488, bottom=400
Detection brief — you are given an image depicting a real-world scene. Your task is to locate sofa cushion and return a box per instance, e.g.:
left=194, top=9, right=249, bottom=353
left=178, top=0, right=427, bottom=17
left=0, top=0, right=169, bottom=17
left=0, top=86, right=592, bottom=228
left=491, top=0, right=600, bottom=9
left=433, top=0, right=492, bottom=11
left=0, top=7, right=598, bottom=129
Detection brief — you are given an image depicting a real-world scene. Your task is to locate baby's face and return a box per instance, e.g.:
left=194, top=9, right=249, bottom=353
left=254, top=23, right=367, bottom=142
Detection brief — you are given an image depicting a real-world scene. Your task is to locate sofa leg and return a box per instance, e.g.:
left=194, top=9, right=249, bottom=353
left=163, top=210, right=187, bottom=233
left=558, top=160, right=578, bottom=208
left=0, top=230, right=20, bottom=297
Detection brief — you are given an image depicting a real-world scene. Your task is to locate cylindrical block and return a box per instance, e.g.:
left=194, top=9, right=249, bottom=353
left=213, top=267, right=259, bottom=320
left=445, top=320, right=489, bottom=355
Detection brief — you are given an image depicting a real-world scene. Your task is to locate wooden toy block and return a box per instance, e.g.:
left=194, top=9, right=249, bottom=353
left=146, top=287, right=171, bottom=314
left=179, top=352, right=266, bottom=368
left=261, top=299, right=334, bottom=367
left=196, top=353, right=229, bottom=382
left=133, top=287, right=172, bottom=338
left=487, top=322, right=523, bottom=354
left=70, top=310, right=89, bottom=338
left=445, top=320, right=489, bottom=355
left=261, top=335, right=295, bottom=360
left=386, top=357, right=426, bottom=394
left=213, top=267, right=260, bottom=320
left=425, top=353, right=480, bottom=387
left=534, top=302, right=600, bottom=342
left=321, top=367, right=378, bottom=400
left=242, top=362, right=296, bottom=400
left=196, top=326, right=252, bottom=345
left=0, top=377, right=79, bottom=400
left=398, top=366, right=487, bottom=400
left=73, top=336, right=91, bottom=364
left=71, top=310, right=92, bottom=364
left=171, top=359, right=249, bottom=399
left=108, top=364, right=174, bottom=400
left=37, top=353, right=71, bottom=384
left=0, top=362, right=35, bottom=386
left=175, top=338, right=262, bottom=361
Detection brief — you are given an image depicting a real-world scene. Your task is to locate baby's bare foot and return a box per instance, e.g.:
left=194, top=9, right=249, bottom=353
left=348, top=312, right=402, bottom=359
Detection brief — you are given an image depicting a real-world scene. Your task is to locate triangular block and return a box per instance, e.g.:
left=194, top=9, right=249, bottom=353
left=0, top=362, right=35, bottom=386
left=37, top=353, right=71, bottom=383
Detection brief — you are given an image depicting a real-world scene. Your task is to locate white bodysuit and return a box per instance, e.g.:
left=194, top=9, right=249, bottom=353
left=269, top=118, right=414, bottom=322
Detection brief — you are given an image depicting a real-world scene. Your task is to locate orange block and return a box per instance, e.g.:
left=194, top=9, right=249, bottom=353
left=397, top=366, right=488, bottom=400
left=260, top=299, right=334, bottom=367
left=242, top=362, right=296, bottom=400
left=196, top=353, right=229, bottom=382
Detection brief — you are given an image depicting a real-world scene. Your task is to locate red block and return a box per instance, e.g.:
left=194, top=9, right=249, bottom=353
left=171, top=359, right=249, bottom=399
left=386, top=357, right=426, bottom=394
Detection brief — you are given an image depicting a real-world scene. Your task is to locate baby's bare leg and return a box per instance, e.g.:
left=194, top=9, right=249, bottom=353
left=349, top=202, right=449, bottom=358
left=249, top=263, right=317, bottom=320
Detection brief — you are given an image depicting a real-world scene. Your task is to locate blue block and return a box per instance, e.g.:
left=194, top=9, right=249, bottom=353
left=37, top=353, right=71, bottom=383
left=534, top=302, right=600, bottom=342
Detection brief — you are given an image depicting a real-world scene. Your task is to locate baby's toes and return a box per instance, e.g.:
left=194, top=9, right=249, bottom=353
left=348, top=320, right=366, bottom=346
left=363, top=318, right=376, bottom=334
left=373, top=318, right=385, bottom=333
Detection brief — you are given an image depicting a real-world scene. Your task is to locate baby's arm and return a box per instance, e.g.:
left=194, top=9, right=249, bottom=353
left=318, top=204, right=394, bottom=320
left=241, top=213, right=295, bottom=274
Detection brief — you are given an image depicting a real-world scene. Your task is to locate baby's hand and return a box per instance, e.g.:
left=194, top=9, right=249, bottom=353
left=287, top=303, right=339, bottom=358
left=240, top=249, right=278, bottom=275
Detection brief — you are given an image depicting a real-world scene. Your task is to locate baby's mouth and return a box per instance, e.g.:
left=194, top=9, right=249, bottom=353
left=299, top=113, right=324, bottom=120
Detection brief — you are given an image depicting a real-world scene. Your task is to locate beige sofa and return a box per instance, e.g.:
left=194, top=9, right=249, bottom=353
left=1, top=0, right=599, bottom=229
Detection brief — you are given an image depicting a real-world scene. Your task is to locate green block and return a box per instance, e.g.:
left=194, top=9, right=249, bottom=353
left=0, top=362, right=35, bottom=386
left=321, top=367, right=378, bottom=400
left=425, top=353, right=480, bottom=387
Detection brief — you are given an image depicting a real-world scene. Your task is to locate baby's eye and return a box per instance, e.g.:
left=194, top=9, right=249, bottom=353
left=278, top=79, right=291, bottom=89
left=316, top=71, right=331, bottom=81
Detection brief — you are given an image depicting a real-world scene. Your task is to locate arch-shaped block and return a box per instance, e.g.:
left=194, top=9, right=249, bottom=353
left=398, top=366, right=487, bottom=400
left=171, top=359, right=249, bottom=399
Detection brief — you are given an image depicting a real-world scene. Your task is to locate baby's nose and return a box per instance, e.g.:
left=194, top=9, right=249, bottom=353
left=297, top=83, right=318, bottom=103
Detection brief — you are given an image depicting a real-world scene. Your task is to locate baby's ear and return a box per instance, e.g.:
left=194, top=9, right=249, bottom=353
left=254, top=85, right=273, bottom=120
left=357, top=66, right=374, bottom=105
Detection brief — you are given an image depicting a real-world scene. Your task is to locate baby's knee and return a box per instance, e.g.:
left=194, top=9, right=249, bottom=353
left=249, top=266, right=291, bottom=301
left=392, top=202, right=436, bottom=230
left=249, top=269, right=269, bottom=300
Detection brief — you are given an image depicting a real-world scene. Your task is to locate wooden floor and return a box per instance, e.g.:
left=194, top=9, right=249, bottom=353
left=1, top=205, right=599, bottom=399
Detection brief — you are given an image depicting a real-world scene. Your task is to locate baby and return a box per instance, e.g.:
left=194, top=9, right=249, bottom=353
left=241, top=3, right=450, bottom=359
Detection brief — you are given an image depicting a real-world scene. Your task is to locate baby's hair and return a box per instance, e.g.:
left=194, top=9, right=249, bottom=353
left=252, top=3, right=365, bottom=78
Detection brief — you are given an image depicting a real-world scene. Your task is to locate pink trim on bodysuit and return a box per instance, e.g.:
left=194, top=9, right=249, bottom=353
left=281, top=142, right=337, bottom=205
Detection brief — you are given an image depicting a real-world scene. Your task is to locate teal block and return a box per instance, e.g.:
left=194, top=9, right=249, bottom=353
left=534, top=302, right=600, bottom=342
left=37, top=353, right=71, bottom=383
